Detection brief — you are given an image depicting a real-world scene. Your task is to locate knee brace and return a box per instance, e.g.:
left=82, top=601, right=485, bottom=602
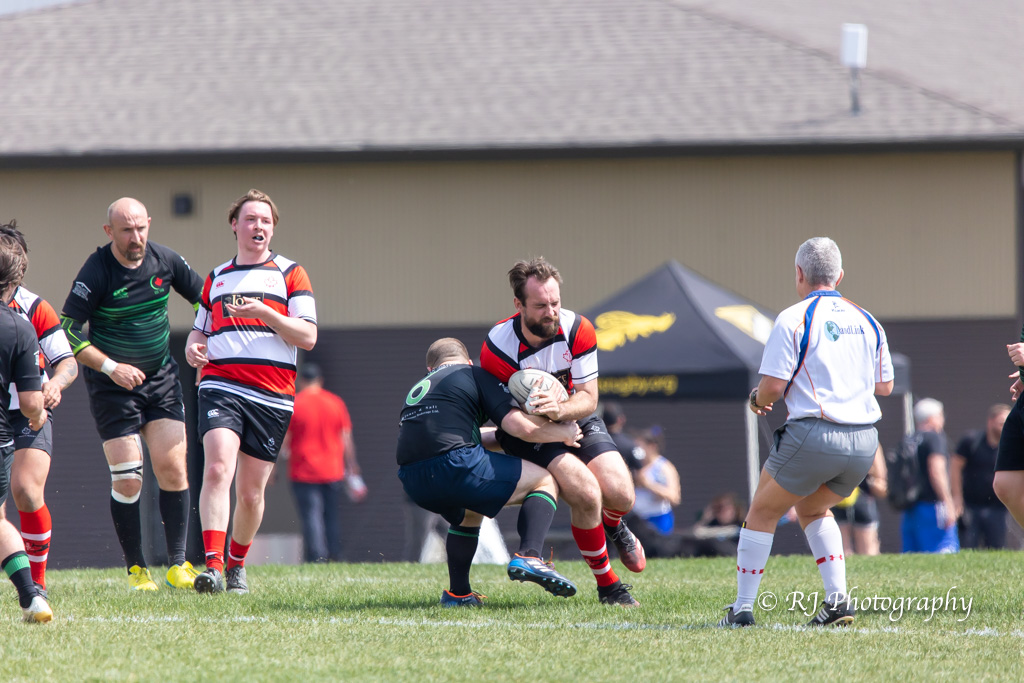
left=110, top=461, right=144, bottom=504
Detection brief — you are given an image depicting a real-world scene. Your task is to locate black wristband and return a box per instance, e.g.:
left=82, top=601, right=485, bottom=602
left=749, top=388, right=761, bottom=409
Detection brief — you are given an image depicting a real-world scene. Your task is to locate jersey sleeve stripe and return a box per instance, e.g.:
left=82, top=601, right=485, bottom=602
left=785, top=297, right=820, bottom=398
left=481, top=338, right=518, bottom=382
left=843, top=298, right=882, bottom=353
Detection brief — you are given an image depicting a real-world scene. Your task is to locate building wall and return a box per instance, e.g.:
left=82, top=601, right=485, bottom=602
left=0, top=150, right=1015, bottom=331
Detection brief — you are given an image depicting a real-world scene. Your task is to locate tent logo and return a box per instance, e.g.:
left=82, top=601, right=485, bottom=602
left=594, top=311, right=676, bottom=351
left=714, top=305, right=774, bottom=344
left=825, top=321, right=841, bottom=341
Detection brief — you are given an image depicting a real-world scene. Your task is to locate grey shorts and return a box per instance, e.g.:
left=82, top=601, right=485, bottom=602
left=765, top=418, right=878, bottom=498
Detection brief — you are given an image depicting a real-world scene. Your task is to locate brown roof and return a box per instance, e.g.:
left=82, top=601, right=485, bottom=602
left=0, top=0, right=1019, bottom=161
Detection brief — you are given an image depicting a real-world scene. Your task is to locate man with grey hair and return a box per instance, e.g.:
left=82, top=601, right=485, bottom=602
left=901, top=398, right=958, bottom=553
left=718, top=236, right=893, bottom=629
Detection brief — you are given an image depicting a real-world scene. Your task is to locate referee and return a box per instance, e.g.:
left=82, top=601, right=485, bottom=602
left=718, top=237, right=894, bottom=628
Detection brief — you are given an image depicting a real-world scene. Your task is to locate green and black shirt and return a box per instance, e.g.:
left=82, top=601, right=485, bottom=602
left=60, top=242, right=203, bottom=376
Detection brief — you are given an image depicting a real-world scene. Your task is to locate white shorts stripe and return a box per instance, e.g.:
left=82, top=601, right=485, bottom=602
left=201, top=381, right=295, bottom=411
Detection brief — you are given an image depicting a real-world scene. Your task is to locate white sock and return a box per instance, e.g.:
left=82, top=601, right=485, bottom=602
left=735, top=527, right=774, bottom=609
left=804, top=516, right=847, bottom=601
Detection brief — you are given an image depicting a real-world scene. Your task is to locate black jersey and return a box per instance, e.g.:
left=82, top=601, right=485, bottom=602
left=396, top=363, right=516, bottom=466
left=0, top=306, right=42, bottom=444
left=60, top=242, right=203, bottom=376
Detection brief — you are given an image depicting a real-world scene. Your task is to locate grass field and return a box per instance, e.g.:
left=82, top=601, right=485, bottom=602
left=0, top=551, right=1020, bottom=681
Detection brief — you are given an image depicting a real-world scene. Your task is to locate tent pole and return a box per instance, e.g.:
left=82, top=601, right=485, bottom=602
left=744, top=405, right=759, bottom=503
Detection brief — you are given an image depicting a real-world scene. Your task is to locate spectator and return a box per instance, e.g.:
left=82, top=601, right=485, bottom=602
left=283, top=363, right=365, bottom=563
left=952, top=404, right=1011, bottom=549
left=632, top=426, right=680, bottom=534
left=901, top=398, right=959, bottom=554
left=691, top=492, right=745, bottom=558
left=602, top=402, right=645, bottom=471
left=830, top=445, right=886, bottom=555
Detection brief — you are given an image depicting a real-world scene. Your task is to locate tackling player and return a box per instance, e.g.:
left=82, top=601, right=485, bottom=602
left=186, top=189, right=317, bottom=595
left=398, top=338, right=580, bottom=606
left=480, top=257, right=643, bottom=607
left=61, top=198, right=203, bottom=591
left=1, top=222, right=78, bottom=596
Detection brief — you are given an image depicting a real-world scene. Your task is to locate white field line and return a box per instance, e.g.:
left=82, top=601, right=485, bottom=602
left=53, top=613, right=1024, bottom=638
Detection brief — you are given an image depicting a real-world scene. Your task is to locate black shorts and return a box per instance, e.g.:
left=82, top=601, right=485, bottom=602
left=831, top=493, right=879, bottom=528
left=0, top=444, right=13, bottom=505
left=496, top=413, right=617, bottom=468
left=997, top=394, right=1024, bottom=471
left=198, top=388, right=292, bottom=463
left=84, top=357, right=186, bottom=441
left=398, top=445, right=522, bottom=525
left=8, top=409, right=54, bottom=454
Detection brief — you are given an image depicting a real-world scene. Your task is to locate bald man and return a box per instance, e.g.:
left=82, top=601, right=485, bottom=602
left=61, top=198, right=204, bottom=591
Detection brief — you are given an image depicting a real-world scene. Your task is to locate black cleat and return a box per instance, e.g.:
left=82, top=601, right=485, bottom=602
left=226, top=566, right=249, bottom=594
left=605, top=521, right=646, bottom=573
left=598, top=582, right=639, bottom=607
left=718, top=603, right=755, bottom=628
left=194, top=568, right=225, bottom=594
left=807, top=597, right=855, bottom=627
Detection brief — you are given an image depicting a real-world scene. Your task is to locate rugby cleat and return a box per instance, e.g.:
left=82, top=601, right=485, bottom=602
left=507, top=554, right=577, bottom=597
left=598, top=581, right=639, bottom=607
left=194, top=567, right=225, bottom=594
left=606, top=521, right=646, bottom=573
left=226, top=566, right=249, bottom=595
left=807, top=597, right=855, bottom=627
left=718, top=603, right=755, bottom=628
left=34, top=583, right=47, bottom=601
left=22, top=595, right=52, bottom=624
left=165, top=561, right=199, bottom=589
left=128, top=565, right=159, bottom=591
left=440, top=590, right=485, bottom=607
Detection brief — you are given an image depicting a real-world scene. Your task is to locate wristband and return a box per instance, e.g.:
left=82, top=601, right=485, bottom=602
left=748, top=388, right=761, bottom=409
left=100, top=358, right=117, bottom=376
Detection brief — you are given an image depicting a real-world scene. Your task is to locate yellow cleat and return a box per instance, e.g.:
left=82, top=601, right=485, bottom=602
left=128, top=565, right=159, bottom=591
left=165, top=561, right=199, bottom=589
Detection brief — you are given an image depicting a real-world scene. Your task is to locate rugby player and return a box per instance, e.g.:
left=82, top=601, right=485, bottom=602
left=398, top=338, right=580, bottom=606
left=480, top=258, right=643, bottom=607
left=61, top=198, right=203, bottom=591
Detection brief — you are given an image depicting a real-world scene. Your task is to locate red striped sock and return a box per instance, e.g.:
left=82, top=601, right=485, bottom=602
left=571, top=524, right=619, bottom=588
left=226, top=538, right=251, bottom=570
left=202, top=529, right=226, bottom=573
left=602, top=508, right=627, bottom=528
left=19, top=506, right=51, bottom=588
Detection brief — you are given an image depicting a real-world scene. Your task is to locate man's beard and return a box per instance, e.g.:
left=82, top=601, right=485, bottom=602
left=525, top=317, right=558, bottom=339
left=123, top=245, right=145, bottom=262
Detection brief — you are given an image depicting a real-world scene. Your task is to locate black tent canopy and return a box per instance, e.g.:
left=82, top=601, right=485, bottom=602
left=584, top=260, right=912, bottom=499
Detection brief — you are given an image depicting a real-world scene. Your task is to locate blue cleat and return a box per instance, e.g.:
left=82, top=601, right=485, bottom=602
left=440, top=590, right=485, bottom=607
left=507, top=553, right=577, bottom=598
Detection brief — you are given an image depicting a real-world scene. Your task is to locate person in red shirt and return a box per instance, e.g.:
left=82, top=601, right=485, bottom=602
left=283, top=363, right=365, bottom=562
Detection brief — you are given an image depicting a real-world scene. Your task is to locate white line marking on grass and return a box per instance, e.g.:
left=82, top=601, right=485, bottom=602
left=64, top=614, right=1024, bottom=639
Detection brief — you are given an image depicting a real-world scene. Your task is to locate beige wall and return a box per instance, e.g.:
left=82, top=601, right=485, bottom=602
left=0, top=150, right=1014, bottom=329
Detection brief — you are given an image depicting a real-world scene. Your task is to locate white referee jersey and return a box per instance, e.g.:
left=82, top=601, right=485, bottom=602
left=759, top=290, right=893, bottom=424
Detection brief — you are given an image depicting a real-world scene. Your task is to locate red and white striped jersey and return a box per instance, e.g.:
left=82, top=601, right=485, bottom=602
left=193, top=254, right=316, bottom=410
left=7, top=286, right=74, bottom=410
left=480, top=308, right=598, bottom=395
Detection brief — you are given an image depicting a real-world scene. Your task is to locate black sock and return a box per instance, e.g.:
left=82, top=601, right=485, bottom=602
left=110, top=495, right=146, bottom=569
left=517, top=491, right=557, bottom=558
left=159, top=488, right=190, bottom=566
left=2, top=552, right=39, bottom=608
left=446, top=525, right=479, bottom=595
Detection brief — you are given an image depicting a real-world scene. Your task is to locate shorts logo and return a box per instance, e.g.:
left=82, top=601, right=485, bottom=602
left=267, top=437, right=276, bottom=448
left=207, top=409, right=219, bottom=418
left=21, top=427, right=31, bottom=435
left=72, top=281, right=91, bottom=300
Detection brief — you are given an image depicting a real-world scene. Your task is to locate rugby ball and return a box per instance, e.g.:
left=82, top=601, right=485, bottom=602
left=507, top=369, right=568, bottom=414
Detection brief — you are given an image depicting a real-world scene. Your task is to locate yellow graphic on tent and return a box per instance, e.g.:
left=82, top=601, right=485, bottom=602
left=594, top=311, right=676, bottom=351
left=714, top=305, right=774, bottom=344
